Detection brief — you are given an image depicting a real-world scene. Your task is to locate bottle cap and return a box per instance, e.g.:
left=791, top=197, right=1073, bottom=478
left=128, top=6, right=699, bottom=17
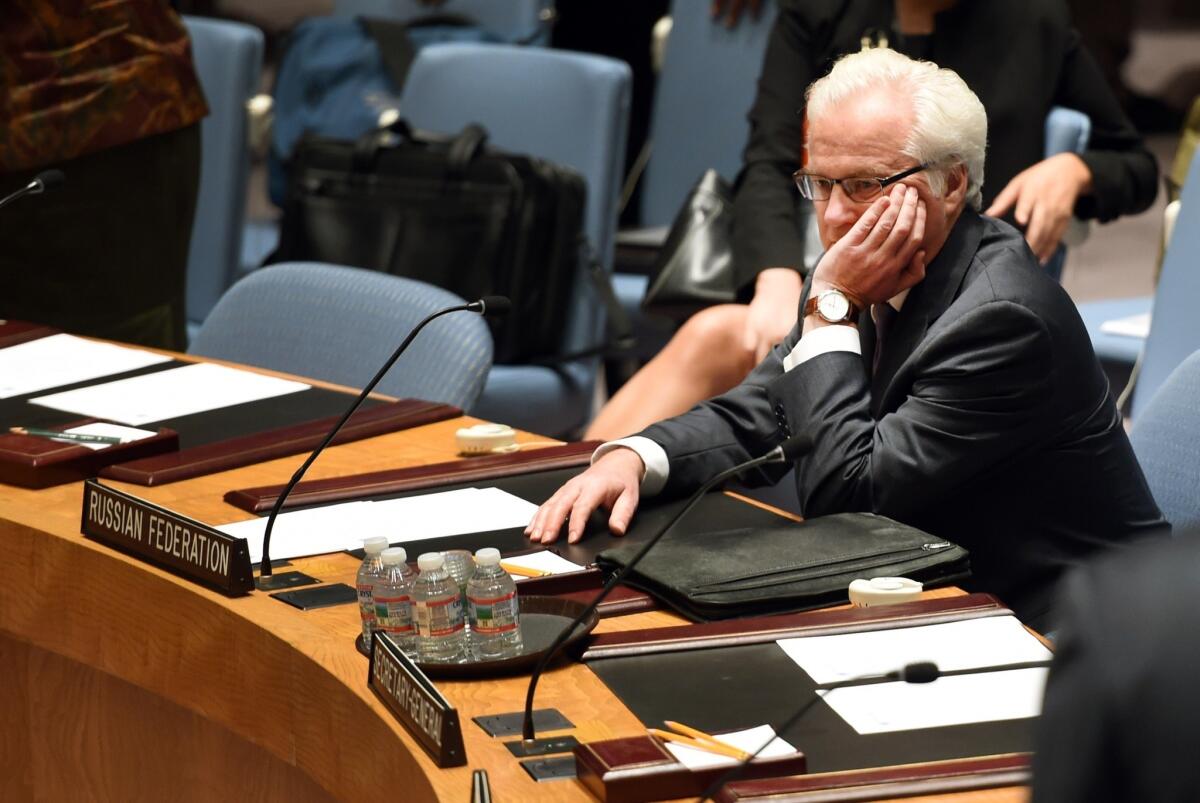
left=848, top=576, right=923, bottom=607
left=362, top=536, right=388, bottom=554
left=381, top=547, right=407, bottom=566
left=417, top=552, right=445, bottom=571
left=474, top=547, right=501, bottom=566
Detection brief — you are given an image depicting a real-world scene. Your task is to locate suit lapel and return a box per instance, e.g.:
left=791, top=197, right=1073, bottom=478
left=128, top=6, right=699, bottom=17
left=869, top=210, right=985, bottom=416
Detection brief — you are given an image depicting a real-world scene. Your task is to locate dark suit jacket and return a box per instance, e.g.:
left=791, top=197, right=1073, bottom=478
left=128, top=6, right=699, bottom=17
left=1033, top=533, right=1200, bottom=802
left=643, top=210, right=1166, bottom=627
left=733, top=0, right=1159, bottom=291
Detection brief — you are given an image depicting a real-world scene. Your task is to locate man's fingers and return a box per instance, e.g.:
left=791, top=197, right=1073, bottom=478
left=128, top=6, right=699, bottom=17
left=846, top=195, right=890, bottom=245
left=566, top=483, right=608, bottom=543
left=607, top=485, right=640, bottom=537
left=862, top=186, right=904, bottom=250
left=527, top=484, right=578, bottom=544
left=883, top=186, right=919, bottom=257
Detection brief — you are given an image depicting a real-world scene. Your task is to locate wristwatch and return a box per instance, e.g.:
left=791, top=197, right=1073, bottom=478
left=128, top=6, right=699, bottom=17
left=804, top=288, right=863, bottom=325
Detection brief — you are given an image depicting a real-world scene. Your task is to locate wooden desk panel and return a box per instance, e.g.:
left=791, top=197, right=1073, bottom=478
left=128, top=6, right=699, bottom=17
left=0, top=397, right=1029, bottom=802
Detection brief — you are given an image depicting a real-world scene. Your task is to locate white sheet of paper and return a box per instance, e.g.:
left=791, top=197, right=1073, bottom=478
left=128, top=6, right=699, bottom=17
left=0, top=333, right=170, bottom=398
left=30, top=362, right=310, bottom=425
left=502, top=550, right=587, bottom=576
left=821, top=667, right=1048, bottom=734
left=663, top=725, right=796, bottom=770
left=1099, top=311, right=1151, bottom=338
left=61, top=422, right=158, bottom=451
left=775, top=615, right=1052, bottom=685
left=218, top=501, right=376, bottom=564
left=217, top=487, right=540, bottom=564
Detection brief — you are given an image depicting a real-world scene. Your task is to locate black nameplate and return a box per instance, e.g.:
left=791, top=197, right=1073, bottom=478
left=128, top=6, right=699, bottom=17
left=368, top=632, right=467, bottom=768
left=80, top=479, right=254, bottom=596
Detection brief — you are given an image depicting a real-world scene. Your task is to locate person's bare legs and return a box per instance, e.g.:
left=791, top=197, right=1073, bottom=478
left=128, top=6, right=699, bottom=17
left=585, top=303, right=759, bottom=440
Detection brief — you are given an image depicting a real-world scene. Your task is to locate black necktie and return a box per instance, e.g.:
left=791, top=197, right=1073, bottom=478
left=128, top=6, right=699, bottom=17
left=872, top=303, right=896, bottom=375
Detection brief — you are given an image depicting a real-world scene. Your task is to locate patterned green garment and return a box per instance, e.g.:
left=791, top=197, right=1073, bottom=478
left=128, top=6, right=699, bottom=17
left=0, top=0, right=208, bottom=172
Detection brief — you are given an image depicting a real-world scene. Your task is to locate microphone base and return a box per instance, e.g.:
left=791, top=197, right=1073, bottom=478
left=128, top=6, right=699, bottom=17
left=255, top=570, right=320, bottom=591
left=504, top=734, right=581, bottom=757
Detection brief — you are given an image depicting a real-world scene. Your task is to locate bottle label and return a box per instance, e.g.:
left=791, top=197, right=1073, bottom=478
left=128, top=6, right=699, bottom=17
left=375, top=594, right=414, bottom=635
left=469, top=590, right=519, bottom=634
left=415, top=594, right=465, bottom=637
left=357, top=583, right=376, bottom=624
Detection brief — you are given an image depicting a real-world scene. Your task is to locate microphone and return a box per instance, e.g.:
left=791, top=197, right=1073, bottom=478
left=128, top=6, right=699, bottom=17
left=696, top=661, right=943, bottom=802
left=520, top=433, right=814, bottom=742
left=256, top=295, right=510, bottom=588
left=0, top=169, right=66, bottom=212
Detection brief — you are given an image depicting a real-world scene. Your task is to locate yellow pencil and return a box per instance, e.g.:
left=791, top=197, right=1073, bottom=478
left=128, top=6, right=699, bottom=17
left=499, top=561, right=550, bottom=578
left=648, top=728, right=750, bottom=760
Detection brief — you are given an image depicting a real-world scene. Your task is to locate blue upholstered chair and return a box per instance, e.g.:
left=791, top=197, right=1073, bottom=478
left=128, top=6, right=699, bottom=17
left=399, top=43, right=631, bottom=437
left=181, top=16, right=264, bottom=340
left=1130, top=349, right=1200, bottom=533
left=333, top=0, right=555, bottom=45
left=188, top=263, right=493, bottom=410
left=611, top=2, right=777, bottom=356
left=1078, top=151, right=1200, bottom=417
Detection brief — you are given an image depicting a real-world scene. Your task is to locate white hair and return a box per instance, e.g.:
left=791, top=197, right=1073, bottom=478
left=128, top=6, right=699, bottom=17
left=805, top=48, right=988, bottom=210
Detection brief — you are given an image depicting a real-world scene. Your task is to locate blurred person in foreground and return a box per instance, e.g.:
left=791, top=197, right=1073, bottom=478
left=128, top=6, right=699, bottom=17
left=1033, top=531, right=1200, bottom=802
left=527, top=48, right=1165, bottom=630
left=0, top=1, right=207, bottom=350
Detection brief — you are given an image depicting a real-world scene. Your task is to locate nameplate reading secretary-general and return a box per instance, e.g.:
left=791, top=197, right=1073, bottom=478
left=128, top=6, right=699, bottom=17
left=526, top=48, right=1166, bottom=629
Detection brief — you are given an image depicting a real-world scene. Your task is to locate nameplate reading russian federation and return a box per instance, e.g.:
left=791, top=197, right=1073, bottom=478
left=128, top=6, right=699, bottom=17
left=369, top=632, right=467, bottom=768
left=80, top=479, right=254, bottom=596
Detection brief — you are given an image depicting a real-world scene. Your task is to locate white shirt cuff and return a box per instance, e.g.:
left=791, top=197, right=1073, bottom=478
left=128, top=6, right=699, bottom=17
left=592, top=436, right=668, bottom=496
left=783, top=323, right=862, bottom=371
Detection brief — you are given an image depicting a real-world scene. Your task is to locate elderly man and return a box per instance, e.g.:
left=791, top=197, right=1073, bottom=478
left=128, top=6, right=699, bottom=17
left=527, top=48, right=1164, bottom=627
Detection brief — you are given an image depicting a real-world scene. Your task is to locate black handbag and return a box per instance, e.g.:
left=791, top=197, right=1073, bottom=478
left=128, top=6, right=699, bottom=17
left=640, top=169, right=738, bottom=321
left=596, top=512, right=970, bottom=621
left=271, top=120, right=588, bottom=365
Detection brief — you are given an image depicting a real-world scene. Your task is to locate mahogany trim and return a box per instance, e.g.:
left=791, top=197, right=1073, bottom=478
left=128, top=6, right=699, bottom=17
left=582, top=594, right=1009, bottom=661
left=0, top=320, right=57, bottom=349
left=223, top=440, right=599, bottom=513
left=100, top=399, right=459, bottom=486
left=715, top=753, right=1030, bottom=802
left=517, top=569, right=659, bottom=617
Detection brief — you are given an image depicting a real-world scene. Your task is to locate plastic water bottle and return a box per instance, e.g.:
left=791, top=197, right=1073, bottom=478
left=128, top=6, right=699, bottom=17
left=374, top=547, right=416, bottom=654
left=467, top=548, right=524, bottom=660
left=412, top=552, right=467, bottom=663
left=356, top=536, right=389, bottom=651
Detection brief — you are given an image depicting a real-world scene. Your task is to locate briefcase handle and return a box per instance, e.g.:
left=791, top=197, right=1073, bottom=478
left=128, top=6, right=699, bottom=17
left=351, top=119, right=489, bottom=180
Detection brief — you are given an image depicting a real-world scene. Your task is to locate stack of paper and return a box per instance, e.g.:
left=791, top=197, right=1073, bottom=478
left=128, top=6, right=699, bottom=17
left=0, top=334, right=170, bottom=398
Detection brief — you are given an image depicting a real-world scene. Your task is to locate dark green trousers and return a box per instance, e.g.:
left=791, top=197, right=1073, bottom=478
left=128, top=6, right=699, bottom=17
left=0, top=124, right=201, bottom=351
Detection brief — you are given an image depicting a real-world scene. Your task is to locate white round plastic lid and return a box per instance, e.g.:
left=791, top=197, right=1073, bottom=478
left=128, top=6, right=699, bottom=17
left=474, top=547, right=501, bottom=566
left=362, top=536, right=388, bottom=554
left=381, top=547, right=407, bottom=565
left=417, top=552, right=445, bottom=571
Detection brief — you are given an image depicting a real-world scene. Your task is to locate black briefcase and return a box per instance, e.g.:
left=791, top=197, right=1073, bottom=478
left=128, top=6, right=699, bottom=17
left=596, top=512, right=971, bottom=621
left=271, top=120, right=587, bottom=364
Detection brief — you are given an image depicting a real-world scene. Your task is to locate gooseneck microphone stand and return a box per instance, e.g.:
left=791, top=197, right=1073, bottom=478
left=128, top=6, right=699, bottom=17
left=257, top=295, right=510, bottom=589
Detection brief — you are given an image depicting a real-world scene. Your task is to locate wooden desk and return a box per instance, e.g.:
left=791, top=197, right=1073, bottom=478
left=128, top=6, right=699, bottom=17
left=0, top=398, right=1030, bottom=802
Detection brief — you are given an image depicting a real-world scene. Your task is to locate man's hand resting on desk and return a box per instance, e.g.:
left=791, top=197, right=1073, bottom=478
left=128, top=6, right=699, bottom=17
left=525, top=447, right=644, bottom=544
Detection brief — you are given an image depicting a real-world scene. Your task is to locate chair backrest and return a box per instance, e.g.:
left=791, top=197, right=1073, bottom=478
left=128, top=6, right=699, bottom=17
left=1130, top=348, right=1200, bottom=532
left=399, top=43, right=631, bottom=367
left=1041, top=106, right=1091, bottom=282
left=1133, top=149, right=1200, bottom=417
left=182, top=16, right=264, bottom=329
left=638, top=1, right=777, bottom=227
left=333, top=0, right=554, bottom=45
left=188, top=263, right=493, bottom=410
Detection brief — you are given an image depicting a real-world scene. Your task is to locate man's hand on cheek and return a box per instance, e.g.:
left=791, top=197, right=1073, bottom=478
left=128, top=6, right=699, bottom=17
left=815, top=183, right=927, bottom=304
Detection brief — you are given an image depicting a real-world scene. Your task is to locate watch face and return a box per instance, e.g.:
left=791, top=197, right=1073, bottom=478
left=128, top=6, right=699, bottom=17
left=818, top=291, right=850, bottom=322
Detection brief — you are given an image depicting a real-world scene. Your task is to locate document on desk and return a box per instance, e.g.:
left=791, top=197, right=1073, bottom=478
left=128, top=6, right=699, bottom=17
left=775, top=615, right=1052, bottom=685
left=0, top=333, right=170, bottom=398
left=775, top=615, right=1052, bottom=733
left=218, top=487, right=539, bottom=564
left=29, top=362, right=310, bottom=425
left=820, top=667, right=1048, bottom=735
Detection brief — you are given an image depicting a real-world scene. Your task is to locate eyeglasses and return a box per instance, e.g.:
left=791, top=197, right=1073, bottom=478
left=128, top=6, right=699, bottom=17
left=793, top=163, right=929, bottom=202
